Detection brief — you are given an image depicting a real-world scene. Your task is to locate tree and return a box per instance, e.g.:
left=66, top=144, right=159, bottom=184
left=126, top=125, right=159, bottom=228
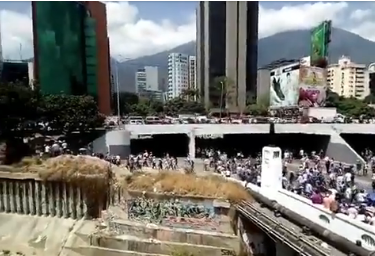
left=164, top=97, right=205, bottom=116
left=0, top=82, right=42, bottom=163
left=41, top=94, right=105, bottom=134
left=363, top=94, right=375, bottom=105
left=181, top=88, right=199, bottom=101
left=246, top=104, right=268, bottom=116
left=325, top=89, right=340, bottom=107
left=0, top=82, right=41, bottom=135
left=324, top=89, right=375, bottom=118
left=112, top=92, right=140, bottom=115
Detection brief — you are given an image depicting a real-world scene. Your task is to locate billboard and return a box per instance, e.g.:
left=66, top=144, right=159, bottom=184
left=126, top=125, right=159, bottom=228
left=298, top=66, right=327, bottom=107
left=269, top=63, right=300, bottom=107
left=310, top=20, right=331, bottom=67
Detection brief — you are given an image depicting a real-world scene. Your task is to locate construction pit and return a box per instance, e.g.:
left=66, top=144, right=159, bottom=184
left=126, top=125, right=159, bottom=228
left=0, top=156, right=251, bottom=256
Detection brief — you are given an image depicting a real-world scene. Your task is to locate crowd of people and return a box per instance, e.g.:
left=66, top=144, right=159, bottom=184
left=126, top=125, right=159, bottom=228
left=287, top=156, right=375, bottom=225
left=41, top=136, right=375, bottom=225
left=200, top=147, right=375, bottom=226
left=124, top=152, right=179, bottom=172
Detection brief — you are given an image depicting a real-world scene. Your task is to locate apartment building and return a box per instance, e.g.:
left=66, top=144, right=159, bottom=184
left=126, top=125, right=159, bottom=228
left=167, top=53, right=189, bottom=99
left=327, top=56, right=369, bottom=99
left=135, top=66, right=159, bottom=93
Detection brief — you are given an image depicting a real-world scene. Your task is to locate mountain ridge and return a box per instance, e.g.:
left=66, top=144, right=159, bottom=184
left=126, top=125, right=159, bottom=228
left=118, top=27, right=375, bottom=92
left=35, top=27, right=375, bottom=92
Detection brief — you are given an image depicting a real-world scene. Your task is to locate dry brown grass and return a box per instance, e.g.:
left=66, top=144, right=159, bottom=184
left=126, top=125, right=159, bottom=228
left=123, top=171, right=252, bottom=203
left=0, top=155, right=112, bottom=197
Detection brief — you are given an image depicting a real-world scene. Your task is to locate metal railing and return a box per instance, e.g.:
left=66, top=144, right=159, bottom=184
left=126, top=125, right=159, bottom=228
left=237, top=201, right=330, bottom=256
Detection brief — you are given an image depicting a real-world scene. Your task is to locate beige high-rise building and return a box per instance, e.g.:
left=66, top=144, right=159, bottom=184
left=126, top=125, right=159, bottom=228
left=327, top=56, right=370, bottom=99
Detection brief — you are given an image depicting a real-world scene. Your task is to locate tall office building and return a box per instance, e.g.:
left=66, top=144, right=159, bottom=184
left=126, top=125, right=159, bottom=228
left=135, top=66, right=159, bottom=93
left=196, top=1, right=259, bottom=112
left=327, top=56, right=369, bottom=100
left=188, top=56, right=197, bottom=93
left=0, top=25, right=3, bottom=79
left=167, top=53, right=189, bottom=100
left=31, top=1, right=111, bottom=115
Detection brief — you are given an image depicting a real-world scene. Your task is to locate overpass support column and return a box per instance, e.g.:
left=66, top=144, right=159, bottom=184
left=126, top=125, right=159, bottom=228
left=275, top=242, right=294, bottom=256
left=188, top=130, right=195, bottom=159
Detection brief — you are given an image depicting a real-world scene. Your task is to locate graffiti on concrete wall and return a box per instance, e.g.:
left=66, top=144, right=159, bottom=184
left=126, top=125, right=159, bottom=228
left=127, top=197, right=217, bottom=229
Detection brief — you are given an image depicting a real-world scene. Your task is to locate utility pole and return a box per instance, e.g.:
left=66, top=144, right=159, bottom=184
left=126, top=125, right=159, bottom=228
left=115, top=62, right=120, bottom=119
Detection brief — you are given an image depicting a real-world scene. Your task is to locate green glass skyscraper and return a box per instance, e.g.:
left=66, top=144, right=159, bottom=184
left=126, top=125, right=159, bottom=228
left=32, top=1, right=112, bottom=115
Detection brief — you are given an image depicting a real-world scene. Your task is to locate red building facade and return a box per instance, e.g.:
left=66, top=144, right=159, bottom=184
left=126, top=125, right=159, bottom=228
left=83, top=1, right=112, bottom=115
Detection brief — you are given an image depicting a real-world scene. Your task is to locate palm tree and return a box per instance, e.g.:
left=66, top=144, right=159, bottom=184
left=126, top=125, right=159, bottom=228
left=181, top=88, right=199, bottom=102
left=212, top=76, right=234, bottom=117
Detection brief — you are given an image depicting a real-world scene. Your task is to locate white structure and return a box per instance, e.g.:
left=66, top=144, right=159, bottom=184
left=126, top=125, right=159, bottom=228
left=135, top=66, right=159, bottom=93
left=327, top=56, right=370, bottom=99
left=27, top=62, right=34, bottom=89
left=188, top=56, right=197, bottom=97
left=138, top=89, right=163, bottom=101
left=300, top=56, right=310, bottom=66
left=261, top=146, right=282, bottom=190
left=167, top=53, right=189, bottom=99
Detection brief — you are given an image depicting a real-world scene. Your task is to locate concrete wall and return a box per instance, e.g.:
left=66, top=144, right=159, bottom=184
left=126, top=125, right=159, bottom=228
left=92, top=130, right=131, bottom=158
left=126, top=123, right=375, bottom=136
left=0, top=173, right=107, bottom=219
left=326, top=132, right=365, bottom=164
left=117, top=191, right=231, bottom=231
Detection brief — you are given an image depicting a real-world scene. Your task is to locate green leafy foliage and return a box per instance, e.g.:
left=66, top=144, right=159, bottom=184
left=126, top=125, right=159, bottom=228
left=0, top=82, right=105, bottom=164
left=114, top=92, right=206, bottom=116
left=41, top=94, right=105, bottom=134
left=0, top=82, right=104, bottom=137
left=0, top=82, right=41, bottom=136
left=325, top=90, right=375, bottom=118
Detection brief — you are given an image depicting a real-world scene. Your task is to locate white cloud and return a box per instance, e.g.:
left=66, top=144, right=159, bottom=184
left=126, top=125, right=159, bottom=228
left=107, top=2, right=195, bottom=59
left=1, top=1, right=375, bottom=60
left=350, top=9, right=371, bottom=21
left=259, top=2, right=348, bottom=38
left=0, top=2, right=196, bottom=60
left=0, top=8, right=33, bottom=60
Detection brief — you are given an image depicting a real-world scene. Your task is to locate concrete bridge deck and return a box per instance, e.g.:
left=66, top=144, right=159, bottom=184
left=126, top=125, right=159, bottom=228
left=125, top=124, right=375, bottom=136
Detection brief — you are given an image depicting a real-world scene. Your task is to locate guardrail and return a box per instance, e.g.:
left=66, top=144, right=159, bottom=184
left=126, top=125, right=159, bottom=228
left=237, top=201, right=330, bottom=256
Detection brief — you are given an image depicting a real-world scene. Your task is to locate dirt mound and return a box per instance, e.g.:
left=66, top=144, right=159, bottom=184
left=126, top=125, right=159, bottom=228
left=123, top=171, right=252, bottom=203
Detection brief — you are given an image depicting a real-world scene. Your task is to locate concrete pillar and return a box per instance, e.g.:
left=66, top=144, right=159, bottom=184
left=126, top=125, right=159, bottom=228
left=276, top=242, right=294, bottom=256
left=225, top=1, right=238, bottom=110
left=106, top=130, right=131, bottom=159
left=188, top=131, right=196, bottom=159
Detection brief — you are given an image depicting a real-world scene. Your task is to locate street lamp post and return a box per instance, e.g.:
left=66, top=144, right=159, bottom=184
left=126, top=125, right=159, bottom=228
left=114, top=56, right=131, bottom=121
left=115, top=62, right=120, bottom=119
left=219, top=81, right=224, bottom=119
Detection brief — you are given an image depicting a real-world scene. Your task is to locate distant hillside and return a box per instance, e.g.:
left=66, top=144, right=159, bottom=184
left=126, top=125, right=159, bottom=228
left=117, top=27, right=375, bottom=92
